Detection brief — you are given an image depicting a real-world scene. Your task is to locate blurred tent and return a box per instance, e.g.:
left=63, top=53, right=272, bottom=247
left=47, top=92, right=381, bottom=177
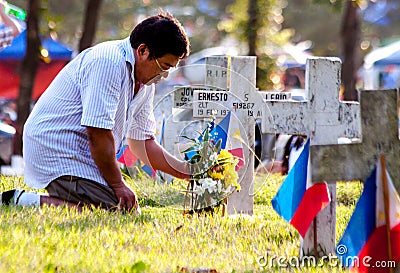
left=0, top=30, right=74, bottom=100
left=362, top=40, right=400, bottom=89
left=275, top=41, right=313, bottom=69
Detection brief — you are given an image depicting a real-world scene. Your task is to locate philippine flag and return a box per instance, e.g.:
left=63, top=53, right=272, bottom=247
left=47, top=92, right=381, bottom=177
left=271, top=139, right=331, bottom=238
left=116, top=145, right=138, bottom=167
left=116, top=115, right=165, bottom=178
left=336, top=156, right=400, bottom=272
left=186, top=112, right=244, bottom=169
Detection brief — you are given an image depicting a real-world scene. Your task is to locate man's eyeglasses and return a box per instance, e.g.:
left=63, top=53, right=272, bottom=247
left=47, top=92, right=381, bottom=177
left=155, top=58, right=170, bottom=73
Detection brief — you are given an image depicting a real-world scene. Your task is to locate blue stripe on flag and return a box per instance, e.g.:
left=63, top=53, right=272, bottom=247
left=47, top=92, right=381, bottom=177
left=185, top=112, right=230, bottom=161
left=271, top=139, right=309, bottom=222
left=336, top=167, right=377, bottom=267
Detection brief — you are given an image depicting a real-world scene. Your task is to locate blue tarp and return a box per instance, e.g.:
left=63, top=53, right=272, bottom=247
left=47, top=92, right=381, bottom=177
left=374, top=49, right=400, bottom=66
left=0, top=30, right=73, bottom=60
left=364, top=40, right=400, bottom=67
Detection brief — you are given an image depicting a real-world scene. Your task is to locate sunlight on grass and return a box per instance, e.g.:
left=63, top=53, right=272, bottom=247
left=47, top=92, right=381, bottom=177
left=0, top=173, right=360, bottom=272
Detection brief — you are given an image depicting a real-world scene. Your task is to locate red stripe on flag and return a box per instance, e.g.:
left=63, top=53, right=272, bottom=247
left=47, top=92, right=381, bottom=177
left=117, top=148, right=138, bottom=167
left=289, top=183, right=330, bottom=237
left=229, top=147, right=244, bottom=170
left=352, top=223, right=400, bottom=273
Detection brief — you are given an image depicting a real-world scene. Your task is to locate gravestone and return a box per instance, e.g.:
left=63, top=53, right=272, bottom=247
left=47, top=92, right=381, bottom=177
left=311, top=89, right=400, bottom=187
left=261, top=57, right=360, bottom=145
left=258, top=57, right=362, bottom=257
left=194, top=56, right=258, bottom=215
left=304, top=89, right=400, bottom=259
left=172, top=56, right=261, bottom=214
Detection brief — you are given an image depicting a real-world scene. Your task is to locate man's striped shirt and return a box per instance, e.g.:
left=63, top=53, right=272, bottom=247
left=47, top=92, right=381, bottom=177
left=23, top=38, right=156, bottom=189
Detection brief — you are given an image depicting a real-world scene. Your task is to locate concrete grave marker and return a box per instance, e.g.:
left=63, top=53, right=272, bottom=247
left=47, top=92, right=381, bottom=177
left=302, top=89, right=400, bottom=259
left=256, top=57, right=362, bottom=257
left=199, top=56, right=258, bottom=215
left=261, top=57, right=361, bottom=145
left=311, top=89, right=400, bottom=187
left=173, top=56, right=261, bottom=215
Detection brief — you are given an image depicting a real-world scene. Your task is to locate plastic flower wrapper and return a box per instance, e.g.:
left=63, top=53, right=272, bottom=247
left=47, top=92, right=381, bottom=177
left=181, top=122, right=241, bottom=214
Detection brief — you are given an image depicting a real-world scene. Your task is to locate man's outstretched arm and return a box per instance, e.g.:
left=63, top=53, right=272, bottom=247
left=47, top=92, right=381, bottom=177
left=128, top=138, right=190, bottom=180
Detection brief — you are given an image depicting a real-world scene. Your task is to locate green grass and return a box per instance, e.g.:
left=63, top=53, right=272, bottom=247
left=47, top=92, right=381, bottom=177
left=0, top=173, right=362, bottom=273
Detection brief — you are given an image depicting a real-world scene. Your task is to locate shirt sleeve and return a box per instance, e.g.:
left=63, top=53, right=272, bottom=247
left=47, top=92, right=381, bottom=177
left=127, top=86, right=156, bottom=140
left=80, top=57, right=122, bottom=129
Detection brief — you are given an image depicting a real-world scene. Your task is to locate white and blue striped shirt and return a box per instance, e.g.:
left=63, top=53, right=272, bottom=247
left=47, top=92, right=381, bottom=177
left=23, top=38, right=156, bottom=189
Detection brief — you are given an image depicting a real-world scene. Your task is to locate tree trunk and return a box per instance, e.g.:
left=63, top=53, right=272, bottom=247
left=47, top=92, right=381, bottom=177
left=78, top=0, right=103, bottom=52
left=340, top=0, right=360, bottom=101
left=247, top=0, right=257, bottom=56
left=13, top=0, right=41, bottom=156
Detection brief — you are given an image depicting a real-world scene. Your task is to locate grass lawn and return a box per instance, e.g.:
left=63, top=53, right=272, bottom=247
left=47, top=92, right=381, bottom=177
left=0, top=172, right=362, bottom=273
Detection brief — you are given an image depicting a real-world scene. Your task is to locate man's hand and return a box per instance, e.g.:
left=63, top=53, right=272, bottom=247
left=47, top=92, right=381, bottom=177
left=112, top=182, right=140, bottom=213
left=86, top=126, right=141, bottom=213
left=128, top=138, right=191, bottom=180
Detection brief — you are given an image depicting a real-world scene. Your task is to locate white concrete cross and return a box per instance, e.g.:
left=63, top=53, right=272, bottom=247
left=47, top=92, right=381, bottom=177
left=253, top=58, right=362, bottom=258
left=197, top=56, right=258, bottom=215
left=261, top=57, right=361, bottom=145
left=171, top=56, right=260, bottom=214
left=302, top=89, right=400, bottom=259
left=311, top=89, right=400, bottom=186
left=175, top=56, right=362, bottom=217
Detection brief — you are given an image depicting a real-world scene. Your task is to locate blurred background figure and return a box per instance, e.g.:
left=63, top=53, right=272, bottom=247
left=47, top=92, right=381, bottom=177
left=0, top=0, right=22, bottom=49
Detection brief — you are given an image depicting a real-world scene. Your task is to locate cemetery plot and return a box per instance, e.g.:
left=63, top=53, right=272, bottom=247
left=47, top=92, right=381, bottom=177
left=170, top=56, right=262, bottom=215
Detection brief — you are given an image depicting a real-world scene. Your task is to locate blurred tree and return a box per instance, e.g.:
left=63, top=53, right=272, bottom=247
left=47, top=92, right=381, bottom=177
left=14, top=0, right=41, bottom=155
left=79, top=0, right=103, bottom=52
left=311, top=0, right=362, bottom=101
left=220, top=0, right=291, bottom=89
left=341, top=0, right=360, bottom=101
left=247, top=0, right=257, bottom=56
left=283, top=0, right=400, bottom=100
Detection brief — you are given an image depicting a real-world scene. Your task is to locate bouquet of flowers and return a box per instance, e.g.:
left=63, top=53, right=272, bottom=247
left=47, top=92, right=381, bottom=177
left=182, top=122, right=241, bottom=214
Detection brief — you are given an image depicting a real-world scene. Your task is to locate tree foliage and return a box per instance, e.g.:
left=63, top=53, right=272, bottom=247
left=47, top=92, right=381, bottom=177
left=7, top=0, right=400, bottom=93
left=220, top=0, right=292, bottom=89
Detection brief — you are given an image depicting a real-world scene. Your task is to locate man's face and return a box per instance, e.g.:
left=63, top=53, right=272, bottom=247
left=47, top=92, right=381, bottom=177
left=135, top=44, right=180, bottom=85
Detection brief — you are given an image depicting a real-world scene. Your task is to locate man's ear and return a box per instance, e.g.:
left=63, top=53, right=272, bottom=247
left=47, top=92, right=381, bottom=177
left=137, top=44, right=150, bottom=58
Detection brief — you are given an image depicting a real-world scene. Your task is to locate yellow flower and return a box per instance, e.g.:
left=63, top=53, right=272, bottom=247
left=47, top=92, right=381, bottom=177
left=223, top=163, right=239, bottom=188
left=218, top=149, right=233, bottom=161
left=209, top=170, right=224, bottom=180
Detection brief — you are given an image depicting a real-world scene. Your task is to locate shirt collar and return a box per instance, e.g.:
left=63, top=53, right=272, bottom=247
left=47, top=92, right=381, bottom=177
left=121, top=37, right=135, bottom=81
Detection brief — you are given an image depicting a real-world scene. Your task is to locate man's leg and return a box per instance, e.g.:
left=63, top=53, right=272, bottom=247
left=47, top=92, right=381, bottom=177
left=40, top=195, right=83, bottom=212
left=45, top=176, right=119, bottom=210
left=1, top=176, right=119, bottom=211
left=0, top=189, right=82, bottom=211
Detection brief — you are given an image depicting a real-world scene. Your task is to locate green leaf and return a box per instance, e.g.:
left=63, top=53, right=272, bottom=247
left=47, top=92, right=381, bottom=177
left=126, top=261, right=148, bottom=273
left=191, top=154, right=201, bottom=163
left=215, top=139, right=222, bottom=152
left=180, top=135, right=198, bottom=143
left=181, top=146, right=198, bottom=153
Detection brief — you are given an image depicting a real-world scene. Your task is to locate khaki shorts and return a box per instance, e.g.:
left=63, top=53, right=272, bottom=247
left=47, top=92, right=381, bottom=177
left=46, top=176, right=119, bottom=209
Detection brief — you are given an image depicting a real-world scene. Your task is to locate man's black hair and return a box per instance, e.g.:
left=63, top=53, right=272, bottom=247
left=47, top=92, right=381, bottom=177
left=130, top=11, right=190, bottom=59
